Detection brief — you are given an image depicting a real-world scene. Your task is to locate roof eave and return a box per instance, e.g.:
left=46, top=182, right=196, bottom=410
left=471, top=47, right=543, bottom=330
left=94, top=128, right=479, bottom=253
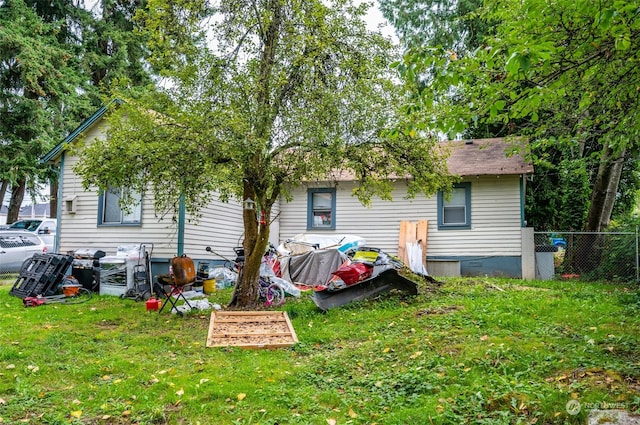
left=40, top=99, right=123, bottom=165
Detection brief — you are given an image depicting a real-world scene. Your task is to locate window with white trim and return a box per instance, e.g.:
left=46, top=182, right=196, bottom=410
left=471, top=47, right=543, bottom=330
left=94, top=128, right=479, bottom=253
left=99, top=187, right=142, bottom=225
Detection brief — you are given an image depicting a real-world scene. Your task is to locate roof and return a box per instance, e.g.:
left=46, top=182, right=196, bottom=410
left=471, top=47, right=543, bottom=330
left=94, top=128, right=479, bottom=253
left=446, top=138, right=533, bottom=176
left=40, top=99, right=123, bottom=164
left=325, top=137, right=533, bottom=181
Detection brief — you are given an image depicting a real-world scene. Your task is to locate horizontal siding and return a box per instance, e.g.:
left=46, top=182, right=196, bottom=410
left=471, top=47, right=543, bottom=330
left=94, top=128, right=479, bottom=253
left=278, top=176, right=524, bottom=257
left=60, top=148, right=181, bottom=258
left=58, top=119, right=246, bottom=260
left=184, top=199, right=281, bottom=261
left=184, top=196, right=244, bottom=261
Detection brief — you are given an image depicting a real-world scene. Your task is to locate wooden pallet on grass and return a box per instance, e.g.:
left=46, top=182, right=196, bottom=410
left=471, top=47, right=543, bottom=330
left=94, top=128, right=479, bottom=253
left=206, top=311, right=298, bottom=349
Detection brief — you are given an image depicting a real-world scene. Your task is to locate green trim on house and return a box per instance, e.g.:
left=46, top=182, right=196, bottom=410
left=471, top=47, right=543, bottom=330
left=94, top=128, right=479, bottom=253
left=53, top=155, right=64, bottom=253
left=177, top=194, right=186, bottom=255
left=40, top=99, right=123, bottom=164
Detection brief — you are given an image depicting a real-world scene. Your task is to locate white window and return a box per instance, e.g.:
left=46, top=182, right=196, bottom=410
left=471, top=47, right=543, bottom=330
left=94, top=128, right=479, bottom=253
left=99, top=187, right=142, bottom=225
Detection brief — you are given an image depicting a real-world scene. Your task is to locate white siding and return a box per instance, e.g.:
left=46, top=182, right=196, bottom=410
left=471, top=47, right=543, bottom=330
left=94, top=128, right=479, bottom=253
left=184, top=197, right=244, bottom=260
left=184, top=198, right=282, bottom=261
left=57, top=119, right=245, bottom=260
left=278, top=176, right=524, bottom=257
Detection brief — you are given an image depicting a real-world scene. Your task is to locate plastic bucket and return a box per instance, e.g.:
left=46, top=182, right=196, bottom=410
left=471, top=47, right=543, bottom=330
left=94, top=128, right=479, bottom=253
left=62, top=284, right=82, bottom=297
left=203, top=279, right=216, bottom=294
left=146, top=297, right=161, bottom=311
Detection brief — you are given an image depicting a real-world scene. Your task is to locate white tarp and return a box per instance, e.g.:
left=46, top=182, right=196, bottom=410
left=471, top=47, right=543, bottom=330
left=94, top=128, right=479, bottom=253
left=406, top=242, right=428, bottom=275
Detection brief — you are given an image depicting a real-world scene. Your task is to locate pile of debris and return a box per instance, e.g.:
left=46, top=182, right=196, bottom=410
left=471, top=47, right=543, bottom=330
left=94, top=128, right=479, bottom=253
left=274, top=234, right=423, bottom=310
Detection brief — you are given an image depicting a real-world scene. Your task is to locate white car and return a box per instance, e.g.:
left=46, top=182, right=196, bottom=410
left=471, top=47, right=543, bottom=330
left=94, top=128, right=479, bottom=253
left=2, top=219, right=57, bottom=253
left=0, top=231, right=47, bottom=273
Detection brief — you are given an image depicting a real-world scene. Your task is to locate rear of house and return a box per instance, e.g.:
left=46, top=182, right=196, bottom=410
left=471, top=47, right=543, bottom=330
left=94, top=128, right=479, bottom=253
left=278, top=138, right=534, bottom=278
left=45, top=102, right=533, bottom=283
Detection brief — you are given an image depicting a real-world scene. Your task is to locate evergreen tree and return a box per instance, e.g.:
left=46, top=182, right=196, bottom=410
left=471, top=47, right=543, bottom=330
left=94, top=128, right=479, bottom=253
left=0, top=0, right=152, bottom=221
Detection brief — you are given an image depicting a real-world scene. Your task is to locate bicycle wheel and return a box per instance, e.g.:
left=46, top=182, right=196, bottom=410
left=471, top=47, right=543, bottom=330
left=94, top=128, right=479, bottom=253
left=265, top=283, right=285, bottom=306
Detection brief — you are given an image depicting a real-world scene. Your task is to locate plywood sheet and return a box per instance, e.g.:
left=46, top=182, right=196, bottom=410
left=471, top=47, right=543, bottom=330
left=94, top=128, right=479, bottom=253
left=206, top=311, right=298, bottom=349
left=398, top=220, right=428, bottom=267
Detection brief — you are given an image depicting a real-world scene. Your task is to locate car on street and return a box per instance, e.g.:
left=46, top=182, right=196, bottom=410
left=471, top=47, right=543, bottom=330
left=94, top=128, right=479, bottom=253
left=0, top=231, right=47, bottom=273
left=1, top=219, right=57, bottom=252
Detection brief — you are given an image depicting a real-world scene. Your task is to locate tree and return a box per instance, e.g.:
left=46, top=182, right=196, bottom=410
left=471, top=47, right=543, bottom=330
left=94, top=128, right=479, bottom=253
left=74, top=0, right=456, bottom=309
left=0, top=0, right=153, bottom=223
left=0, top=0, right=88, bottom=223
left=80, top=0, right=152, bottom=101
left=379, top=0, right=486, bottom=50
left=397, top=0, right=640, bottom=267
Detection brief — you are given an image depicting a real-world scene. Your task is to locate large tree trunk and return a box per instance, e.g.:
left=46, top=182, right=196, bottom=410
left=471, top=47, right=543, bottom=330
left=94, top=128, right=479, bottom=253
left=584, top=144, right=625, bottom=232
left=228, top=0, right=282, bottom=309
left=6, top=177, right=26, bottom=224
left=228, top=182, right=272, bottom=309
left=568, top=144, right=625, bottom=274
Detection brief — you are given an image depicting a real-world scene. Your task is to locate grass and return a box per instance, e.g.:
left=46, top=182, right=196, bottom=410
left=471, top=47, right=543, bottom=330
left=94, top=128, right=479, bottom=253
left=0, top=275, right=639, bottom=424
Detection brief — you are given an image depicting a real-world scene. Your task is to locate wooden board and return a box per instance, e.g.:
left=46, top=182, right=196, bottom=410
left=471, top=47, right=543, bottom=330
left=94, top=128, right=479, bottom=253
left=398, top=220, right=428, bottom=267
left=206, top=311, right=298, bottom=349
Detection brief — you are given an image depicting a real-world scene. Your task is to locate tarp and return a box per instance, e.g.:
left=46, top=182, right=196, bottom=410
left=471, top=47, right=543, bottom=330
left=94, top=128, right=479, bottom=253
left=279, top=249, right=348, bottom=287
left=406, top=242, right=428, bottom=275
left=276, top=234, right=366, bottom=256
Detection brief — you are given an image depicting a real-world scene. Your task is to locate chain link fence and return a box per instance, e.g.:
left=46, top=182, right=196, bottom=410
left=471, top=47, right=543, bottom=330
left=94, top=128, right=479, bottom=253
left=534, top=231, right=639, bottom=283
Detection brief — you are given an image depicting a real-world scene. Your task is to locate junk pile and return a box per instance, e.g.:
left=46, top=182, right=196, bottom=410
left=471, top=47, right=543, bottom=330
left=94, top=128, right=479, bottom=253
left=276, top=234, right=420, bottom=311
left=9, top=254, right=93, bottom=307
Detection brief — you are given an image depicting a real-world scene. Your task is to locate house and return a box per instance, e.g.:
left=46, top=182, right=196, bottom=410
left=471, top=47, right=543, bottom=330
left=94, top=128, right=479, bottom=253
left=278, top=138, right=535, bottom=278
left=44, top=100, right=534, bottom=281
left=41, top=101, right=258, bottom=277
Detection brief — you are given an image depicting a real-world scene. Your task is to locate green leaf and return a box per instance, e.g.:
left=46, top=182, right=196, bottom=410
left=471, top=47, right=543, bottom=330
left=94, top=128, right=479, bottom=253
left=505, top=52, right=521, bottom=75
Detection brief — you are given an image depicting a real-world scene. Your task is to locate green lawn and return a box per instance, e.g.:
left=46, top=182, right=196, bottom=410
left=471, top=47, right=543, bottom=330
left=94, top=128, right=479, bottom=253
left=0, top=276, right=638, bottom=424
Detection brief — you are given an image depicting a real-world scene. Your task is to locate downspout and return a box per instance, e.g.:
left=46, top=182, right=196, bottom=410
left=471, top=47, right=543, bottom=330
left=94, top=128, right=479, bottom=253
left=177, top=193, right=186, bottom=255
left=520, top=174, right=526, bottom=227
left=53, top=157, right=64, bottom=253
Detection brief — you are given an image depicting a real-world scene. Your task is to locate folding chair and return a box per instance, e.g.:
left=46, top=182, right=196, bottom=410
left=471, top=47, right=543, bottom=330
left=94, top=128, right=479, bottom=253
left=158, top=255, right=196, bottom=315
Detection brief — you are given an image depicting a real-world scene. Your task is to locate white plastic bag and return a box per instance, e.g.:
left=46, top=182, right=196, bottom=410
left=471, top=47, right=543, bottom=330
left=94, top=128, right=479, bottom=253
left=260, top=263, right=301, bottom=297
left=209, top=267, right=237, bottom=288
left=406, top=242, right=428, bottom=275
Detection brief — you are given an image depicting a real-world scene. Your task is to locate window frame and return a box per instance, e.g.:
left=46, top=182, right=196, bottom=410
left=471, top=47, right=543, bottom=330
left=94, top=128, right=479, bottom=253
left=97, top=187, right=143, bottom=226
left=307, top=188, right=336, bottom=230
left=437, top=182, right=471, bottom=230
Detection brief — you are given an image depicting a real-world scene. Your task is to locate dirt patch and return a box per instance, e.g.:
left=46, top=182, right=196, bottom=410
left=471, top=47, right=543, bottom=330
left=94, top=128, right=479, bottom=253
left=511, top=285, right=550, bottom=291
left=417, top=305, right=463, bottom=316
left=547, top=368, right=640, bottom=392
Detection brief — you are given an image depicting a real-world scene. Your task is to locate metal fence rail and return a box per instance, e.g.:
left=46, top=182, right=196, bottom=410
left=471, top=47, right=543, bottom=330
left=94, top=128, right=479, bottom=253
left=534, top=231, right=639, bottom=282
